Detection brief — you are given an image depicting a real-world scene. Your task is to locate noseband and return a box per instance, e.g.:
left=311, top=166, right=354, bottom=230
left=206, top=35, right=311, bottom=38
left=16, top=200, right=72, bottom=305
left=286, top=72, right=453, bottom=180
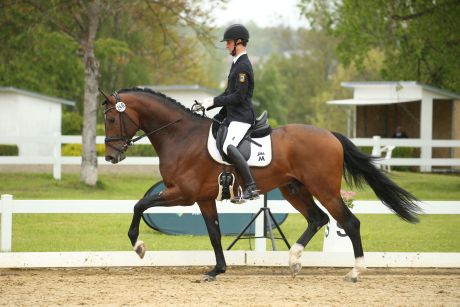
left=103, top=91, right=182, bottom=154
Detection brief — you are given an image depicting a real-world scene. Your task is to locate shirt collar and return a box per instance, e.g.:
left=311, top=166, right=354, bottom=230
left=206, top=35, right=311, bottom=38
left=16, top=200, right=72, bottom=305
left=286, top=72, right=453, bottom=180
left=233, top=51, right=247, bottom=64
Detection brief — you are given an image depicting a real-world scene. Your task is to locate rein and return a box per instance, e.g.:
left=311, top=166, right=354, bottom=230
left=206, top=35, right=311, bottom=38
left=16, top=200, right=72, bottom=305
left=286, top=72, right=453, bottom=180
left=103, top=91, right=182, bottom=153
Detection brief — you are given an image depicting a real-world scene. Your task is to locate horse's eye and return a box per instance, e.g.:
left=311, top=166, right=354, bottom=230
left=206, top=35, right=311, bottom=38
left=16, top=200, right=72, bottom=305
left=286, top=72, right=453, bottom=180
left=108, top=118, right=115, bottom=124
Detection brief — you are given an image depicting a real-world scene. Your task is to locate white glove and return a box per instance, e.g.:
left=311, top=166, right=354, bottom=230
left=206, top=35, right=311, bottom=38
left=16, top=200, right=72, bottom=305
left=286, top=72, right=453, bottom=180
left=198, top=97, right=214, bottom=109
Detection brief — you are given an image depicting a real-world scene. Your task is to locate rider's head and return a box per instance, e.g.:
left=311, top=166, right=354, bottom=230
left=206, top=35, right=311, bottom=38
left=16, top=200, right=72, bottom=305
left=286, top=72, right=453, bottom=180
left=221, top=24, right=249, bottom=56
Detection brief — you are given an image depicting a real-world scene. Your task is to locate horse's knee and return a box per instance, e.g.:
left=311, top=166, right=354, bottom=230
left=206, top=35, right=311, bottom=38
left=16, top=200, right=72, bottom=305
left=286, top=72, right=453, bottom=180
left=133, top=202, right=142, bottom=214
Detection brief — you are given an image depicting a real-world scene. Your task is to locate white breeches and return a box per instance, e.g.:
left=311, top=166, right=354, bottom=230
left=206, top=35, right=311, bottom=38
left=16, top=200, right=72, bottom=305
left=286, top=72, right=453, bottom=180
left=223, top=121, right=251, bottom=155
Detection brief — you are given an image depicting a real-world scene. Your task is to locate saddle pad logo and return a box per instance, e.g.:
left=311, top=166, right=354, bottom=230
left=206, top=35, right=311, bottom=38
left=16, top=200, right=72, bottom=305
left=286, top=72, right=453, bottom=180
left=257, top=152, right=265, bottom=161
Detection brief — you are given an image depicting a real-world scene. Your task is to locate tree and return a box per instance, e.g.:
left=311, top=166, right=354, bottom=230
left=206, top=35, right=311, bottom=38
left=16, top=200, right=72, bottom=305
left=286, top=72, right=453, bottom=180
left=299, top=0, right=460, bottom=92
left=3, top=0, right=220, bottom=185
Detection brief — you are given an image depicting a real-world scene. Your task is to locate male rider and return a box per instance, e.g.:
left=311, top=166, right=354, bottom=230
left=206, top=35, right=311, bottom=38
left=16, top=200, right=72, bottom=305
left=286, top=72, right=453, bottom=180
left=198, top=24, right=259, bottom=201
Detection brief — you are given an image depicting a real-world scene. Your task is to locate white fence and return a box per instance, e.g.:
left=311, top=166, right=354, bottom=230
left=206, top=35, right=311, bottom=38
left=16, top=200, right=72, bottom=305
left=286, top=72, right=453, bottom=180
left=0, top=134, right=459, bottom=179
left=1, top=194, right=459, bottom=268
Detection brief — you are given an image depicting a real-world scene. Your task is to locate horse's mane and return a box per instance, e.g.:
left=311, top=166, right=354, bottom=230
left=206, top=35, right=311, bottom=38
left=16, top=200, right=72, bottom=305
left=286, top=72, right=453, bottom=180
left=118, top=87, right=208, bottom=120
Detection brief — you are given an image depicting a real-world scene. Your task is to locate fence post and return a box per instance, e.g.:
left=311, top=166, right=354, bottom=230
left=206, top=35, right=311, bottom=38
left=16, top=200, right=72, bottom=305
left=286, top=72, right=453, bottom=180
left=255, top=196, right=266, bottom=251
left=1, top=194, right=13, bottom=252
left=53, top=132, right=61, bottom=180
left=371, top=135, right=381, bottom=157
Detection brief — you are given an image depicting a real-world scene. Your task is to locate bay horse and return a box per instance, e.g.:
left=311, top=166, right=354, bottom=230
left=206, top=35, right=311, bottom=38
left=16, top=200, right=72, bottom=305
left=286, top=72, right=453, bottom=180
left=101, top=87, right=421, bottom=282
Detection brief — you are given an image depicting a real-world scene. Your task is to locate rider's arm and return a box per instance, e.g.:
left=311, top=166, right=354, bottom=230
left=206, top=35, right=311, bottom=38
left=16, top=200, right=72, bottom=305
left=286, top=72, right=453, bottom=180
left=213, top=65, right=250, bottom=107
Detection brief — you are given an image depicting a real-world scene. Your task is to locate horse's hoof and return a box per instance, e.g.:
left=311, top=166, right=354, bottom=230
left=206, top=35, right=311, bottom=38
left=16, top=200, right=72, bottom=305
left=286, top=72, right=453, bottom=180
left=133, top=240, right=145, bottom=259
left=344, top=267, right=366, bottom=282
left=201, top=274, right=216, bottom=282
left=344, top=275, right=358, bottom=283
left=290, top=262, right=302, bottom=278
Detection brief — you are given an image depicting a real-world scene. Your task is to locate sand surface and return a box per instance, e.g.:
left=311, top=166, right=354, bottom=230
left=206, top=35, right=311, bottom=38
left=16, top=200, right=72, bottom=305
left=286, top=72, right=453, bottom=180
left=1, top=267, right=459, bottom=306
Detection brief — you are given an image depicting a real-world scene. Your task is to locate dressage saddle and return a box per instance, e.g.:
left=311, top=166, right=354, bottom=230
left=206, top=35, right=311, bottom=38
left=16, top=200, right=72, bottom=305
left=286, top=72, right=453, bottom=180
left=212, top=111, right=272, bottom=162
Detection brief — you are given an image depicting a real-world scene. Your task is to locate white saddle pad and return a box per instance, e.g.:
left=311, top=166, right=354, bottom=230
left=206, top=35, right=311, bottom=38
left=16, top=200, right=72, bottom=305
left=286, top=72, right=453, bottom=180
left=207, top=126, right=272, bottom=167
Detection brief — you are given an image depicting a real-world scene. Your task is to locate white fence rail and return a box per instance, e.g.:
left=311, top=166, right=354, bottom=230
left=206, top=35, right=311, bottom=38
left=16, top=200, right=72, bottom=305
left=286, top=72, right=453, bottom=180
left=0, top=134, right=459, bottom=179
left=1, top=194, right=459, bottom=268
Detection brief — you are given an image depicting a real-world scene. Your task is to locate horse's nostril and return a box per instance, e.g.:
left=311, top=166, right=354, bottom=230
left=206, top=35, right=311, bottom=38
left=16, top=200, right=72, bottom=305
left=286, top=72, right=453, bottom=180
left=105, top=155, right=114, bottom=162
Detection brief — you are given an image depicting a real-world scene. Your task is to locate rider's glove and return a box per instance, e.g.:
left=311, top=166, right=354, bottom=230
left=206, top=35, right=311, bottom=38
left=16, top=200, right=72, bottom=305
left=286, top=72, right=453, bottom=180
left=197, top=97, right=215, bottom=110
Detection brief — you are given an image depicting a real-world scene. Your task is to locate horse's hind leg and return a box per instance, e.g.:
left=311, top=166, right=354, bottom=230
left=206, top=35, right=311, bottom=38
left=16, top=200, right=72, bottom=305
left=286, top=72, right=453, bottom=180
left=317, top=194, right=366, bottom=282
left=279, top=182, right=329, bottom=277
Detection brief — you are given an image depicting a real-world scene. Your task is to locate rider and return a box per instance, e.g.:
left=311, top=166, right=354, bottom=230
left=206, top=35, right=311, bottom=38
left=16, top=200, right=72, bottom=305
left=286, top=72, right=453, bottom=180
left=198, top=24, right=259, bottom=200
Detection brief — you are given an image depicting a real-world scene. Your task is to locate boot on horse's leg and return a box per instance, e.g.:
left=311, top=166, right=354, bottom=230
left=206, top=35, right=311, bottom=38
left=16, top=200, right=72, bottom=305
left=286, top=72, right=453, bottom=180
left=227, top=145, right=259, bottom=201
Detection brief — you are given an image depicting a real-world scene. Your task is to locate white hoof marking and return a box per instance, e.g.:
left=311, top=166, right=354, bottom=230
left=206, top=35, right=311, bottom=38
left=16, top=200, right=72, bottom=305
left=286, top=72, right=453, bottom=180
left=344, top=256, right=366, bottom=282
left=289, top=243, right=304, bottom=277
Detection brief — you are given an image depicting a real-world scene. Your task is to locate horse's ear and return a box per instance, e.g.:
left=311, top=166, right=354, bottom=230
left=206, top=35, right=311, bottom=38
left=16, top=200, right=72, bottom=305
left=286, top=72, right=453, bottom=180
left=98, top=88, right=110, bottom=104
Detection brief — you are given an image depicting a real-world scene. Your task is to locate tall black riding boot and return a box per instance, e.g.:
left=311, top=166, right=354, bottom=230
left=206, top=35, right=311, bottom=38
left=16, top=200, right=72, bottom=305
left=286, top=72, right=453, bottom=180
left=227, top=145, right=259, bottom=200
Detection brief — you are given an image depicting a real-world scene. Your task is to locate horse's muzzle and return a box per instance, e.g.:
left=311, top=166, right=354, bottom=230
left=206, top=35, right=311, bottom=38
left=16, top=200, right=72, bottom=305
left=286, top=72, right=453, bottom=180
left=105, top=153, right=126, bottom=164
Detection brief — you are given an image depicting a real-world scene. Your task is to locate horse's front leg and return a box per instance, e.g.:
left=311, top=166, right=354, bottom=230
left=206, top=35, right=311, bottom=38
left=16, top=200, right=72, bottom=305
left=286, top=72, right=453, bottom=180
left=128, top=189, right=184, bottom=258
left=198, top=200, right=226, bottom=282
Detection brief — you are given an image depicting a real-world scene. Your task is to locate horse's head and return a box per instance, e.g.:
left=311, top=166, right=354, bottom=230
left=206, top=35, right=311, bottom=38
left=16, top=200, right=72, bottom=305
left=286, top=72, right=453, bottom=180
left=100, top=89, right=140, bottom=164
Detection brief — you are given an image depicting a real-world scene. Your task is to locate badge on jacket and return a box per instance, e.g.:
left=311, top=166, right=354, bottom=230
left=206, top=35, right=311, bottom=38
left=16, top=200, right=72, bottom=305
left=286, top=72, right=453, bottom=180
left=239, top=73, right=246, bottom=83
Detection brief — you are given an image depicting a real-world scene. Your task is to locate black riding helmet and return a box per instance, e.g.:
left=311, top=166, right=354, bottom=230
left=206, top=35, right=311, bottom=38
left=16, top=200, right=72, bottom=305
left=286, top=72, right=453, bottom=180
left=220, top=24, right=249, bottom=42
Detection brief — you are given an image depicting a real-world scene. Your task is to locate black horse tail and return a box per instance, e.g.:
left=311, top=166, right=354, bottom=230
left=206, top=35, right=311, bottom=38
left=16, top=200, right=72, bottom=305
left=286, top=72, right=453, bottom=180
left=332, top=132, right=422, bottom=223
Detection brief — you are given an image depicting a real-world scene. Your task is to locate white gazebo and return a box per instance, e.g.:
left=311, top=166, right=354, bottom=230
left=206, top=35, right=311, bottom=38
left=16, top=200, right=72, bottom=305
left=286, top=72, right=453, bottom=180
left=328, top=81, right=460, bottom=171
left=0, top=87, right=75, bottom=156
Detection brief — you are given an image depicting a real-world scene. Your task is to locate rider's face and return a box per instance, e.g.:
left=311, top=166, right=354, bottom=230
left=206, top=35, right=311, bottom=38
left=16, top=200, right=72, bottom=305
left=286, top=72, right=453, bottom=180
left=226, top=40, right=234, bottom=55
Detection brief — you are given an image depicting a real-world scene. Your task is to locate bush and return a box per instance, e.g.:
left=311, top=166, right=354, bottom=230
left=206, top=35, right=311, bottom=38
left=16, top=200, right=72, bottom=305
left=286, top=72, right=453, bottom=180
left=61, top=143, right=156, bottom=157
left=62, top=144, right=105, bottom=156
left=62, top=112, right=83, bottom=135
left=0, top=145, right=18, bottom=156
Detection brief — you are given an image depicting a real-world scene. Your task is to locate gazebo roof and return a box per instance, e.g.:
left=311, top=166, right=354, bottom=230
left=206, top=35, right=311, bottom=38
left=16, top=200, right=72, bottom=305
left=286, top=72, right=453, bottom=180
left=328, top=81, right=460, bottom=106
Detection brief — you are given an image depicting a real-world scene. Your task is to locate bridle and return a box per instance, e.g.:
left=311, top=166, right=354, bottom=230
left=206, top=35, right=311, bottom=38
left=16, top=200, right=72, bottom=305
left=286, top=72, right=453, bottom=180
left=102, top=90, right=182, bottom=154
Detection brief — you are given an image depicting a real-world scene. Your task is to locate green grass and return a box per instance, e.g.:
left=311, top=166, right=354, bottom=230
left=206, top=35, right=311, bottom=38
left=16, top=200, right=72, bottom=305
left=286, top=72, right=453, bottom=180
left=1, top=171, right=459, bottom=253
left=342, top=171, right=460, bottom=200
left=0, top=173, right=158, bottom=200
left=2, top=171, right=459, bottom=200
left=11, top=214, right=459, bottom=252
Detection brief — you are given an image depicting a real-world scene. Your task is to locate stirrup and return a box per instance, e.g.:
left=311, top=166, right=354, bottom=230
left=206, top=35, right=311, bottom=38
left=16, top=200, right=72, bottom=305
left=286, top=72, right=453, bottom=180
left=231, top=186, right=246, bottom=204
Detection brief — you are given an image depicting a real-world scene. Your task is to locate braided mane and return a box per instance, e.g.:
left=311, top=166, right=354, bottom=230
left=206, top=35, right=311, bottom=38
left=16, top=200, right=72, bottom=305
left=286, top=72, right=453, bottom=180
left=118, top=87, right=208, bottom=120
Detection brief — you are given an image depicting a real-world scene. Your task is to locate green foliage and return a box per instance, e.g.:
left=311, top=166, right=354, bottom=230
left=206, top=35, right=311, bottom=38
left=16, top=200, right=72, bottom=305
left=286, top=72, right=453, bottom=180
left=254, top=58, right=288, bottom=124
left=0, top=145, right=18, bottom=156
left=300, top=0, right=460, bottom=93
left=62, top=112, right=83, bottom=135
left=0, top=17, right=83, bottom=102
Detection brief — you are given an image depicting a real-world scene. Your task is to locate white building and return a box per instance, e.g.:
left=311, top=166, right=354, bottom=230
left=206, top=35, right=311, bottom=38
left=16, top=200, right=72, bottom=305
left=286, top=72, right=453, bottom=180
left=0, top=87, right=75, bottom=156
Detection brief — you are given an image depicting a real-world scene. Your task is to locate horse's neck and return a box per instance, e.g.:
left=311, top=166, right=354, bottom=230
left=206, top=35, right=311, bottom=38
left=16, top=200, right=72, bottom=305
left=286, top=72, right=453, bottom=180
left=139, top=102, right=208, bottom=157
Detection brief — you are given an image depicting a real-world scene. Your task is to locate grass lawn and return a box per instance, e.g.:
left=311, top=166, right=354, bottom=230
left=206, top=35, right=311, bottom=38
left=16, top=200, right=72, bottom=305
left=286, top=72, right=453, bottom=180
left=1, top=171, right=459, bottom=253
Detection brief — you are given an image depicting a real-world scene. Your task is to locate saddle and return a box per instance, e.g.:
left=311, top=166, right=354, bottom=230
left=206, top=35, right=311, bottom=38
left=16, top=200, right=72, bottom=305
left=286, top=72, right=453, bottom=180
left=207, top=111, right=273, bottom=167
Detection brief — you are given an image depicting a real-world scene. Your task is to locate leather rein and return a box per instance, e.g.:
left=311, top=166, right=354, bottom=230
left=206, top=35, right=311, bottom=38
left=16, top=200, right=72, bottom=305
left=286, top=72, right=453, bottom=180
left=103, top=91, right=182, bottom=154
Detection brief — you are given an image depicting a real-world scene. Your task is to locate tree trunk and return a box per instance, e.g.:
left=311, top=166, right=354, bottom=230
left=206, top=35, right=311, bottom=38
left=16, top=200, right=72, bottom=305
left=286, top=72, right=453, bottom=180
left=80, top=0, right=101, bottom=186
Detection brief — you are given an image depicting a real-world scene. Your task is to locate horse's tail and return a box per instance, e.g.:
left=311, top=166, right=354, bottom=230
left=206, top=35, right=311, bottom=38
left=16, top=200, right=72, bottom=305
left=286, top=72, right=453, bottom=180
left=332, top=131, right=422, bottom=223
